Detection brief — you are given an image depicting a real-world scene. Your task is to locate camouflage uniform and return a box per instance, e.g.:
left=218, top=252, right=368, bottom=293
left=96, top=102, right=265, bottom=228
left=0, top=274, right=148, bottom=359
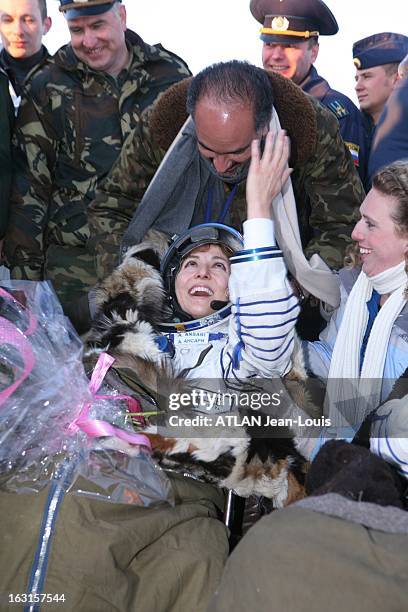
left=89, top=73, right=365, bottom=281
left=4, top=30, right=190, bottom=309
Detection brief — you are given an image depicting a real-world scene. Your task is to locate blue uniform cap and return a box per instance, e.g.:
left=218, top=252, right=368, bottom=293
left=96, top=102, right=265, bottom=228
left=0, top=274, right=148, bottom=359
left=353, top=32, right=408, bottom=70
left=59, top=0, right=121, bottom=20
left=250, top=0, right=338, bottom=44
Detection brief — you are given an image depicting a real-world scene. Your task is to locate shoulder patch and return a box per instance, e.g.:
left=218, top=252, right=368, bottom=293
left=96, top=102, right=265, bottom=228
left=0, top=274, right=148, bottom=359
left=327, top=100, right=350, bottom=119
left=344, top=141, right=360, bottom=167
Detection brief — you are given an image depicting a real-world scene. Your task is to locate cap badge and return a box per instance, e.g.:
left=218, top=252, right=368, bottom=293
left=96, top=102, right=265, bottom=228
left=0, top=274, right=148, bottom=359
left=353, top=57, right=362, bottom=69
left=271, top=16, right=290, bottom=31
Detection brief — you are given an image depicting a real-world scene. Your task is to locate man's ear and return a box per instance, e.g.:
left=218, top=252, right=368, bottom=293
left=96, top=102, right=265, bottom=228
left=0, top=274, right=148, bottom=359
left=43, top=17, right=52, bottom=36
left=311, top=41, right=319, bottom=64
left=391, top=71, right=399, bottom=87
left=119, top=4, right=127, bottom=31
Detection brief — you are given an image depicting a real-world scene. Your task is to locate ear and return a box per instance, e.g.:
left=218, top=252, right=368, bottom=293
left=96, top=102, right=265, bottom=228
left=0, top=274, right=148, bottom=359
left=43, top=17, right=52, bottom=36
left=311, top=41, right=319, bottom=64
left=119, top=4, right=127, bottom=30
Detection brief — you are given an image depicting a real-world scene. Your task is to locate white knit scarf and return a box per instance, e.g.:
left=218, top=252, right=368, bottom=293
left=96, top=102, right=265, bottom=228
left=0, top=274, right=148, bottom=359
left=269, top=110, right=341, bottom=308
left=326, top=260, right=407, bottom=428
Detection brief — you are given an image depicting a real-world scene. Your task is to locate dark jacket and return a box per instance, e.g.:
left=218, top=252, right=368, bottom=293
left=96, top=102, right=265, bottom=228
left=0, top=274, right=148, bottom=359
left=0, top=45, right=49, bottom=106
left=300, top=66, right=368, bottom=187
left=0, top=69, right=14, bottom=237
left=368, top=77, right=408, bottom=181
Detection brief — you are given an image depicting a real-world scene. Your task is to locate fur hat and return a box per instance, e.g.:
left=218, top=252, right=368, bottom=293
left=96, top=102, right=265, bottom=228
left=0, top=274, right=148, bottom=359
left=306, top=440, right=405, bottom=508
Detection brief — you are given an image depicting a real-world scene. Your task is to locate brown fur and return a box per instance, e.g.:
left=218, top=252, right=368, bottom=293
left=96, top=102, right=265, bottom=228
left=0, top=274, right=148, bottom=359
left=104, top=353, right=166, bottom=395
left=93, top=253, right=165, bottom=311
left=149, top=72, right=317, bottom=167
left=285, top=470, right=307, bottom=505
left=143, top=433, right=178, bottom=454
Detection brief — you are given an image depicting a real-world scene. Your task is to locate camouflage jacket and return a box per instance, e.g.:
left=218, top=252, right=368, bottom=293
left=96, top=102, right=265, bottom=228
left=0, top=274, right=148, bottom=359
left=0, top=68, right=14, bottom=237
left=4, top=30, right=190, bottom=308
left=89, top=73, right=365, bottom=280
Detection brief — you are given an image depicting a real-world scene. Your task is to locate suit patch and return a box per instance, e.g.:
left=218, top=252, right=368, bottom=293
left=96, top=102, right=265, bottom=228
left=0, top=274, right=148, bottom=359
left=327, top=100, right=350, bottom=119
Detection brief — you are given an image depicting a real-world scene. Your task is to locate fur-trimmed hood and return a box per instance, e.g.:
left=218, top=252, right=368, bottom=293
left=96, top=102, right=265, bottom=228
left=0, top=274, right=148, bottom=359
left=149, top=71, right=317, bottom=168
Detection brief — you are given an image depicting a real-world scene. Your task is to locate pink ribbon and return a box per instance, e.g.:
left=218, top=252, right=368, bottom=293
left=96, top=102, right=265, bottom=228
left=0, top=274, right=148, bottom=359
left=0, top=286, right=149, bottom=449
left=68, top=352, right=151, bottom=449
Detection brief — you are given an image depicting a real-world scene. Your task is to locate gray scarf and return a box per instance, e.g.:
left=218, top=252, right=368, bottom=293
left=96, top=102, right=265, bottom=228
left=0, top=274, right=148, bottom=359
left=122, top=118, right=239, bottom=248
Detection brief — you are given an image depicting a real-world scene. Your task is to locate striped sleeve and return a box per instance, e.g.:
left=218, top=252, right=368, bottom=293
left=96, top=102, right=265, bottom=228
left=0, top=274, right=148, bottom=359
left=221, top=243, right=300, bottom=379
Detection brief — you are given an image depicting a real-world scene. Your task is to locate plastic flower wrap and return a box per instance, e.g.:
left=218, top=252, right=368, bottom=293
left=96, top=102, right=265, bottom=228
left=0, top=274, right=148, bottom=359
left=0, top=281, right=173, bottom=507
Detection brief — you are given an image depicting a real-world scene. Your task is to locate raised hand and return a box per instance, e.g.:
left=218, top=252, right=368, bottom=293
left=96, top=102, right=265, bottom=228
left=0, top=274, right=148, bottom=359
left=246, top=129, right=292, bottom=219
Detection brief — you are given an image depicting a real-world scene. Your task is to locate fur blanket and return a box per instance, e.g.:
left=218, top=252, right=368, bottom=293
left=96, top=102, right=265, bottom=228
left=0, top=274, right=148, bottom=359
left=86, top=244, right=320, bottom=508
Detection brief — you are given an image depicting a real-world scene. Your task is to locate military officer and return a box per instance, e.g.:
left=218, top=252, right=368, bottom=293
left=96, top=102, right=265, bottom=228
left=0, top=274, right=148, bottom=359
left=250, top=0, right=368, bottom=187
left=4, top=0, right=191, bottom=327
left=353, top=32, right=408, bottom=162
left=368, top=53, right=408, bottom=181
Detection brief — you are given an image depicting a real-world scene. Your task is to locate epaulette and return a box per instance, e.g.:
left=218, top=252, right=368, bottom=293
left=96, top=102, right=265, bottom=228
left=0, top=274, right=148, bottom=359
left=327, top=100, right=349, bottom=119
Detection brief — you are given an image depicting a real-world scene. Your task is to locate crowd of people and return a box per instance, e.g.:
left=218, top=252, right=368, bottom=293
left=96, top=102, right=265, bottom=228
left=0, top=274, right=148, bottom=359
left=1, top=0, right=408, bottom=610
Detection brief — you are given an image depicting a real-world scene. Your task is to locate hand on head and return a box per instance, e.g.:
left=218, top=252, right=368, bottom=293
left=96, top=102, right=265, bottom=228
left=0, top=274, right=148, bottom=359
left=246, top=129, right=292, bottom=219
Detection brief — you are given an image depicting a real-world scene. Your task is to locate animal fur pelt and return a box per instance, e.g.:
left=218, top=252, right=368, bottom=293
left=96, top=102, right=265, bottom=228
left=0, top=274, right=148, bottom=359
left=86, top=235, right=173, bottom=396
left=89, top=232, right=170, bottom=356
left=86, top=242, right=318, bottom=508
left=143, top=415, right=308, bottom=508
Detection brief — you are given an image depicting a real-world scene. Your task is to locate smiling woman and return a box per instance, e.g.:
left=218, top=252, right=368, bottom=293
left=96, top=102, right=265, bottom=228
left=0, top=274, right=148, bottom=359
left=351, top=185, right=408, bottom=278
left=304, top=160, right=408, bottom=455
left=86, top=128, right=308, bottom=508
left=174, top=243, right=231, bottom=320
